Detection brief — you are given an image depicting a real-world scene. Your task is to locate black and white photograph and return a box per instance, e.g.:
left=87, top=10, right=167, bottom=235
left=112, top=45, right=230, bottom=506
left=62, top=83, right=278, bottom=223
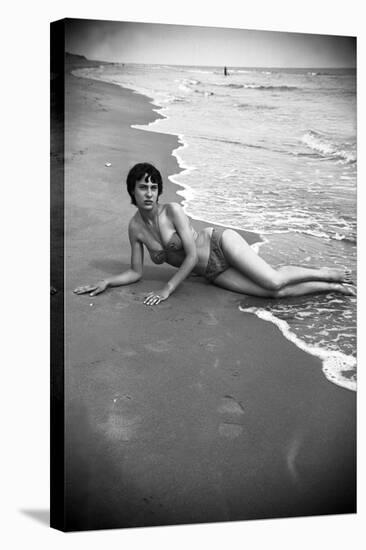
left=51, top=17, right=357, bottom=531
left=4, top=2, right=364, bottom=548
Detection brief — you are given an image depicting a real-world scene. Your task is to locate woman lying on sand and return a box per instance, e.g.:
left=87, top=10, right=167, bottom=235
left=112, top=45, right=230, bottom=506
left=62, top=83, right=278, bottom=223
left=74, top=162, right=355, bottom=305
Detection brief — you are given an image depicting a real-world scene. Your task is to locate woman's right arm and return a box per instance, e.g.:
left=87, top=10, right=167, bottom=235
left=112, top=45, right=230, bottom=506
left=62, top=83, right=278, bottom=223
left=106, top=221, right=144, bottom=287
left=73, top=220, right=144, bottom=296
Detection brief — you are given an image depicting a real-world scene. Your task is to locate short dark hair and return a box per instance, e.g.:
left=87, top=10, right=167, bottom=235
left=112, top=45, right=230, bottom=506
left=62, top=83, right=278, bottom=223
left=126, top=163, right=163, bottom=205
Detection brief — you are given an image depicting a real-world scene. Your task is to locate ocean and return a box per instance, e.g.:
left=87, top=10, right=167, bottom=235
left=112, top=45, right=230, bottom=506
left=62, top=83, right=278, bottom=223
left=72, top=63, right=357, bottom=391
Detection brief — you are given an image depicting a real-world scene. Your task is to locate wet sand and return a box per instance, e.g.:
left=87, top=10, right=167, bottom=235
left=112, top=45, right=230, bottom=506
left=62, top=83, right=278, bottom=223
left=55, top=57, right=356, bottom=530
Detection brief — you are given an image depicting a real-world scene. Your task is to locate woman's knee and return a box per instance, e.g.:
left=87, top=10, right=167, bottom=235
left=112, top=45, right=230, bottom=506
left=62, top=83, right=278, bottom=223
left=261, top=271, right=284, bottom=291
left=271, top=286, right=287, bottom=298
left=221, top=230, right=285, bottom=290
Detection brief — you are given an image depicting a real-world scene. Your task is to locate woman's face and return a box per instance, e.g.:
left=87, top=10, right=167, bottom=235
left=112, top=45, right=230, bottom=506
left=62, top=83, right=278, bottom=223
left=134, top=175, right=159, bottom=210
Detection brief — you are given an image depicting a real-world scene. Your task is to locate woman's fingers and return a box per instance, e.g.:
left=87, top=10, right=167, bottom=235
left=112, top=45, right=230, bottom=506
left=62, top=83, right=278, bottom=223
left=146, top=298, right=161, bottom=306
left=74, top=280, right=108, bottom=296
left=144, top=292, right=154, bottom=303
left=90, top=286, right=104, bottom=296
left=144, top=293, right=161, bottom=306
left=73, top=285, right=97, bottom=294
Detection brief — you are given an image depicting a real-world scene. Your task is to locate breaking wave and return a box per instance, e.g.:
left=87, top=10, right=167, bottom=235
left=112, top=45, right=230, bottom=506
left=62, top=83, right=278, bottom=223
left=223, top=83, right=299, bottom=91
left=301, top=130, right=356, bottom=163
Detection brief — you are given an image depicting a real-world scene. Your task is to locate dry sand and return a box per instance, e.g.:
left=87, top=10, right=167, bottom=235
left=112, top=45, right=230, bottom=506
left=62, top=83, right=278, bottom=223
left=53, top=58, right=356, bottom=531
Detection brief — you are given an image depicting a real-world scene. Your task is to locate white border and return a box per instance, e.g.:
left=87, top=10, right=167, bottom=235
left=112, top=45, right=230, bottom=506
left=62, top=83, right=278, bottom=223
left=2, top=1, right=364, bottom=549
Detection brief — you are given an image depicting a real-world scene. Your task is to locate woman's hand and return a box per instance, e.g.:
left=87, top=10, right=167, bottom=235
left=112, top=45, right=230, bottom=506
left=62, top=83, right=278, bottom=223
left=73, top=280, right=109, bottom=297
left=143, top=287, right=170, bottom=306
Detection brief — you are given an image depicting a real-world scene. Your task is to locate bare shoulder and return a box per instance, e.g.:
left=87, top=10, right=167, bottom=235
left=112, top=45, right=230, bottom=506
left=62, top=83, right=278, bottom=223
left=165, top=202, right=186, bottom=219
left=166, top=201, right=183, bottom=212
left=128, top=214, right=142, bottom=240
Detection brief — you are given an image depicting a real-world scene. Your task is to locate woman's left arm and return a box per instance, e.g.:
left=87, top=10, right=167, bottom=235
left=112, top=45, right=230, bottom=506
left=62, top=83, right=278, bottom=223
left=144, top=203, right=198, bottom=306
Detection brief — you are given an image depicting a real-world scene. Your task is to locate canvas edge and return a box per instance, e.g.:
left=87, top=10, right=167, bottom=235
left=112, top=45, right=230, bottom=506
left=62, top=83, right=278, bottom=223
left=50, top=18, right=66, bottom=532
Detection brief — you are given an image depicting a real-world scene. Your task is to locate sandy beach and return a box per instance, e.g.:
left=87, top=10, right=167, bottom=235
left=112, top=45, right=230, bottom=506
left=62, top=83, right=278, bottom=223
left=53, top=56, right=356, bottom=531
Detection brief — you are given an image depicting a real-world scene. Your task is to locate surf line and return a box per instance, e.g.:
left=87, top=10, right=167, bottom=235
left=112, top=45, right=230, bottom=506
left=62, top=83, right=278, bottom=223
left=239, top=306, right=356, bottom=392
left=123, top=78, right=263, bottom=247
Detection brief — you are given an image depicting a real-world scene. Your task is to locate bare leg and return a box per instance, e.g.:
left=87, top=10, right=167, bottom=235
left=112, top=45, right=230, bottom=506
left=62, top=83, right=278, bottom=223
left=212, top=268, right=356, bottom=298
left=221, top=229, right=351, bottom=290
left=212, top=268, right=280, bottom=297
left=276, top=281, right=356, bottom=298
left=277, top=265, right=352, bottom=284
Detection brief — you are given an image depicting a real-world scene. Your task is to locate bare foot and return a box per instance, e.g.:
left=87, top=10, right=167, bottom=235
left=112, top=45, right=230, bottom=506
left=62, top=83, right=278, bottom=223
left=342, top=268, right=353, bottom=284
left=335, top=283, right=357, bottom=296
left=323, top=267, right=353, bottom=283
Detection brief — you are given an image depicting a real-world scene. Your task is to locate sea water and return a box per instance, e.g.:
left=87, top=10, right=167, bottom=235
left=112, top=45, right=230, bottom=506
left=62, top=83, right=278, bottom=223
left=73, top=63, right=357, bottom=391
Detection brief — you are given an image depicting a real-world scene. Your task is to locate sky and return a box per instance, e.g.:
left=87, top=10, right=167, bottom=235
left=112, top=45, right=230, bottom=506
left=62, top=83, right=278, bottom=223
left=65, top=19, right=356, bottom=68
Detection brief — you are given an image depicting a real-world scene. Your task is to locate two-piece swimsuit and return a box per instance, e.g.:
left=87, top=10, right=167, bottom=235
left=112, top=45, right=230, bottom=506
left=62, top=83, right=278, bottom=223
left=146, top=210, right=229, bottom=283
left=204, top=227, right=230, bottom=282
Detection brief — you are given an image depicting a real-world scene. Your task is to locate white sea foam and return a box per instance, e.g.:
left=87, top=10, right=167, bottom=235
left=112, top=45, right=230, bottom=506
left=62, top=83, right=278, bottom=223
left=301, top=129, right=356, bottom=163
left=118, top=78, right=262, bottom=244
left=231, top=70, right=252, bottom=74
left=169, top=138, right=264, bottom=245
left=239, top=306, right=356, bottom=392
left=184, top=69, right=212, bottom=74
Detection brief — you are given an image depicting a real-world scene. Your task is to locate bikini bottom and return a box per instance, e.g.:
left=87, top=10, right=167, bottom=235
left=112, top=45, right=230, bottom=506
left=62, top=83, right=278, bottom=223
left=204, top=228, right=230, bottom=282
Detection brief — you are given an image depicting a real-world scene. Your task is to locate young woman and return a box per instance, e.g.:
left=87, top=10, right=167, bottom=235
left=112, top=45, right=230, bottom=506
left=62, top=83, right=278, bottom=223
left=74, top=163, right=355, bottom=305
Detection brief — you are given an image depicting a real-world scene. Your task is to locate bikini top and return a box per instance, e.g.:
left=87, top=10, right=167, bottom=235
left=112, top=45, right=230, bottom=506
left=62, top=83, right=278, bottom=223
left=145, top=210, right=197, bottom=265
left=149, top=232, right=184, bottom=264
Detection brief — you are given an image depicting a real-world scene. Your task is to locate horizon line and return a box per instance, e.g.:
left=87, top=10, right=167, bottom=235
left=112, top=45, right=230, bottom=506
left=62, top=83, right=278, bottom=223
left=66, top=52, right=356, bottom=70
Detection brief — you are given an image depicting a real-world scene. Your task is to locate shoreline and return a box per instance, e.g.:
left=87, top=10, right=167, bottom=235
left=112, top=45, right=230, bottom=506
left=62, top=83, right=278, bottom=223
left=72, top=64, right=356, bottom=392
left=127, top=77, right=356, bottom=392
left=61, top=57, right=356, bottom=530
left=71, top=64, right=262, bottom=245
left=127, top=85, right=264, bottom=240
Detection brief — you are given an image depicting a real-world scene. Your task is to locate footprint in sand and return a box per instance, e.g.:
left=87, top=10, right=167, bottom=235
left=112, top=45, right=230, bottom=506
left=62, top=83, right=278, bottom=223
left=144, top=340, right=172, bottom=353
left=103, top=413, right=141, bottom=441
left=113, top=394, right=132, bottom=403
left=218, top=423, right=243, bottom=439
left=218, top=395, right=245, bottom=416
left=230, top=368, right=241, bottom=378
left=99, top=395, right=141, bottom=441
left=199, top=337, right=219, bottom=352
left=230, top=360, right=242, bottom=378
left=202, top=310, right=219, bottom=326
left=217, top=395, right=245, bottom=439
left=109, top=344, right=137, bottom=357
left=121, top=349, right=138, bottom=357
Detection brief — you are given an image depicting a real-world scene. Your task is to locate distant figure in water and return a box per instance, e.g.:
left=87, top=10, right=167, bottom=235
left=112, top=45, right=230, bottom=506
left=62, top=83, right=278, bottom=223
left=224, top=66, right=228, bottom=76
left=74, top=163, right=355, bottom=305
